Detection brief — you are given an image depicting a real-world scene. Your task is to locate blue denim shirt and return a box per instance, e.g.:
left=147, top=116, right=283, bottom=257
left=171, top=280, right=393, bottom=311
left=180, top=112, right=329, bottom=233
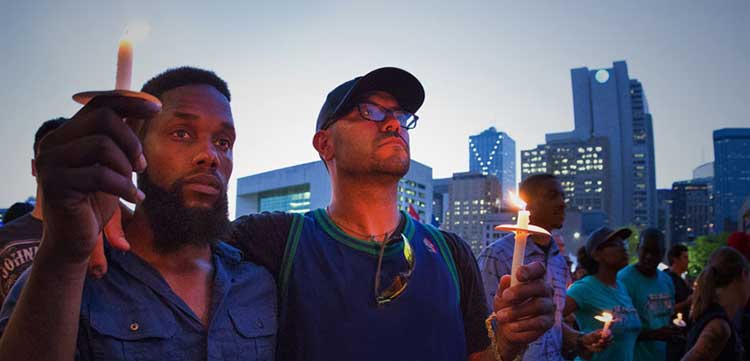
left=0, top=242, right=277, bottom=361
left=478, top=233, right=571, bottom=361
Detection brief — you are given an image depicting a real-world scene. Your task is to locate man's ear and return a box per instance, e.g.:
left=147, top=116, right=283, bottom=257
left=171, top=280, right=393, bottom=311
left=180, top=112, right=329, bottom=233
left=313, top=130, right=334, bottom=161
left=31, top=158, right=37, bottom=177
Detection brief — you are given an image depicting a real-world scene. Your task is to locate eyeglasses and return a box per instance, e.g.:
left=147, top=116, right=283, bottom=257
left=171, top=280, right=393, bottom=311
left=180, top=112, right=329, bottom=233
left=357, top=103, right=419, bottom=130
left=374, top=233, right=415, bottom=305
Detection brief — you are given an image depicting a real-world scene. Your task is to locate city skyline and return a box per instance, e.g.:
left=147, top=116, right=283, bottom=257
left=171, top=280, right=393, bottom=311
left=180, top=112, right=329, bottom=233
left=1, top=1, right=748, bottom=218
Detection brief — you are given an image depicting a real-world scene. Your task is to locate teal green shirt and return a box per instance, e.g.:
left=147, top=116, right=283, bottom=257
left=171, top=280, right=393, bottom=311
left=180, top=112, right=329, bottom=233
left=617, top=264, right=675, bottom=361
left=568, top=276, right=642, bottom=361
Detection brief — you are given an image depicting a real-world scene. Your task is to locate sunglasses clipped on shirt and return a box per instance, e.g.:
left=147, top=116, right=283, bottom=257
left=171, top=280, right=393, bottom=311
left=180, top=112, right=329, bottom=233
left=374, top=233, right=415, bottom=305
left=356, top=103, right=419, bottom=130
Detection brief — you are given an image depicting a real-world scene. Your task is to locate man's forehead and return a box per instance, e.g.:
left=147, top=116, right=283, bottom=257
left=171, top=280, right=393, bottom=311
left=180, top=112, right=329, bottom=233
left=158, top=85, right=232, bottom=121
left=361, top=91, right=400, bottom=107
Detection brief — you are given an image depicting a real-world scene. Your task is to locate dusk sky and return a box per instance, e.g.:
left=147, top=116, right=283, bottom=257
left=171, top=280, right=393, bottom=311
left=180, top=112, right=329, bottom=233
left=2, top=0, right=748, bottom=216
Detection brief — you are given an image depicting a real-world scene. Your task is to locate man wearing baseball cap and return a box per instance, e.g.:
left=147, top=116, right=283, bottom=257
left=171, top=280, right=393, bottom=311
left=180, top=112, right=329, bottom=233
left=230, top=66, right=556, bottom=361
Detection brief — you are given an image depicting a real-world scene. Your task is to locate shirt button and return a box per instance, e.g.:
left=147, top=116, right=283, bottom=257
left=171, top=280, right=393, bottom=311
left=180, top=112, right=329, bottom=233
left=256, top=319, right=264, bottom=329
left=129, top=322, right=140, bottom=332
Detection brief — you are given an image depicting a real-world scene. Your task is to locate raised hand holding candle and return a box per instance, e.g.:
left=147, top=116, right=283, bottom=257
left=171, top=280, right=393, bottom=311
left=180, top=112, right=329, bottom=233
left=72, top=22, right=160, bottom=106
left=509, top=192, right=530, bottom=286
left=595, top=312, right=614, bottom=336
left=115, top=39, right=133, bottom=90
left=494, top=191, right=551, bottom=287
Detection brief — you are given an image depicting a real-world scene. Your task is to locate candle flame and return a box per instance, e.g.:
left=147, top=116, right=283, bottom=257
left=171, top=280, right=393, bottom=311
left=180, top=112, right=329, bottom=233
left=594, top=312, right=613, bottom=323
left=122, top=20, right=151, bottom=43
left=507, top=191, right=527, bottom=210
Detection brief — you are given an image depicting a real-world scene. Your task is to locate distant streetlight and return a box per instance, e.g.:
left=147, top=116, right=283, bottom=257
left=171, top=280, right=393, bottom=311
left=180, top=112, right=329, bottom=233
left=574, top=232, right=581, bottom=239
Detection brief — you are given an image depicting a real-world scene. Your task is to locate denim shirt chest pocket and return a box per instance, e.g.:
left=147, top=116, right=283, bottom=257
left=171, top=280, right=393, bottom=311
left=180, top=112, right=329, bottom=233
left=226, top=306, right=277, bottom=361
left=88, top=306, right=181, bottom=361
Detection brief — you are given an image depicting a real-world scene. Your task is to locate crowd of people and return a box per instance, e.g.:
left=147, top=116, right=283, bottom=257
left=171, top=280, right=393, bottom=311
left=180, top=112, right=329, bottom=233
left=0, top=65, right=748, bottom=361
left=478, top=176, right=750, bottom=361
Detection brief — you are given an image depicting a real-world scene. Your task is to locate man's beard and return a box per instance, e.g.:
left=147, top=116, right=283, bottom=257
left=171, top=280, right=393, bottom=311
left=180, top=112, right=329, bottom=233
left=138, top=172, right=230, bottom=254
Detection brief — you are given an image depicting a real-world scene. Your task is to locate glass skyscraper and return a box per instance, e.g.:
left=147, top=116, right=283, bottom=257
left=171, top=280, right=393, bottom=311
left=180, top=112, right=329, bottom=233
left=469, top=127, right=516, bottom=197
left=713, top=128, right=750, bottom=232
left=538, top=60, right=657, bottom=230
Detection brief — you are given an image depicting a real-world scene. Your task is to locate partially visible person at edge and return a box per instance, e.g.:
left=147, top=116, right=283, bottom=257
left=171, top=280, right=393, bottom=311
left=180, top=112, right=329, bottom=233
left=564, top=227, right=643, bottom=361
left=0, top=67, right=278, bottom=360
left=84, top=66, right=556, bottom=361
left=0, top=118, right=66, bottom=303
left=479, top=173, right=611, bottom=361
left=665, top=243, right=693, bottom=361
left=618, top=228, right=678, bottom=361
left=682, top=247, right=750, bottom=361
left=728, top=231, right=750, bottom=361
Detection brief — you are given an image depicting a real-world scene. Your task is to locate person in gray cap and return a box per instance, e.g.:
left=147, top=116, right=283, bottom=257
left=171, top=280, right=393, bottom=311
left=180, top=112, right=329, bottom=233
left=564, top=226, right=643, bottom=361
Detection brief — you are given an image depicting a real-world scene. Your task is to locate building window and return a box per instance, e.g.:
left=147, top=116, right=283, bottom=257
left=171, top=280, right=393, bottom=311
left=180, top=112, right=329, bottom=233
left=258, top=184, right=311, bottom=213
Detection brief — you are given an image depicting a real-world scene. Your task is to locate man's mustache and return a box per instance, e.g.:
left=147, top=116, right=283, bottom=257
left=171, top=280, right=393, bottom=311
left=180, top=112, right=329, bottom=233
left=377, top=132, right=409, bottom=150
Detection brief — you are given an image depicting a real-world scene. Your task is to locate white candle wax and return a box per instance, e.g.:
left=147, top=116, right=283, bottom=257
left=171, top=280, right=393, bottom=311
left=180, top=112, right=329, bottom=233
left=510, top=209, right=530, bottom=286
left=115, top=40, right=133, bottom=90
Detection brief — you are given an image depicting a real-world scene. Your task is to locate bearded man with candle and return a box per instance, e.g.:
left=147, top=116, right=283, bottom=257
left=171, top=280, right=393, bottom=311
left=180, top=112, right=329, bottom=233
left=479, top=173, right=612, bottom=360
left=0, top=67, right=278, bottom=361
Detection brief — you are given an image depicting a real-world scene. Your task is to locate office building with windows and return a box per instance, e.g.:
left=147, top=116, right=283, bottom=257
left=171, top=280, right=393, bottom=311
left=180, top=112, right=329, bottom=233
left=441, top=172, right=502, bottom=256
left=523, top=60, right=657, bottom=230
left=713, top=128, right=750, bottom=232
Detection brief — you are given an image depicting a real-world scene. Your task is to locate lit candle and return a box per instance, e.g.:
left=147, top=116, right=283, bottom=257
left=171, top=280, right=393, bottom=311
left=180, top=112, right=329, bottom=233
left=115, top=39, right=133, bottom=90
left=595, top=312, right=613, bottom=336
left=509, top=191, right=530, bottom=286
left=673, top=312, right=686, bottom=327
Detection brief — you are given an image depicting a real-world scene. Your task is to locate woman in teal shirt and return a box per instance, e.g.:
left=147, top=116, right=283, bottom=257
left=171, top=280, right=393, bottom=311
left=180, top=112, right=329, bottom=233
left=564, top=227, right=642, bottom=361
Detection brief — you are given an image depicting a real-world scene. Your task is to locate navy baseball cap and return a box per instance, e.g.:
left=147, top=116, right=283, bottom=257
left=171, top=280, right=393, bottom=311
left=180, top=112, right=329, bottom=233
left=586, top=226, right=632, bottom=256
left=315, top=67, right=425, bottom=131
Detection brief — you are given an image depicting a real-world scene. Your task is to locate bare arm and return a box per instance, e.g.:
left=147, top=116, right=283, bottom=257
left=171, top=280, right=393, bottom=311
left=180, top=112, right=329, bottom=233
left=681, top=319, right=731, bottom=361
left=564, top=295, right=578, bottom=316
left=561, top=296, right=581, bottom=351
left=0, top=248, right=88, bottom=361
